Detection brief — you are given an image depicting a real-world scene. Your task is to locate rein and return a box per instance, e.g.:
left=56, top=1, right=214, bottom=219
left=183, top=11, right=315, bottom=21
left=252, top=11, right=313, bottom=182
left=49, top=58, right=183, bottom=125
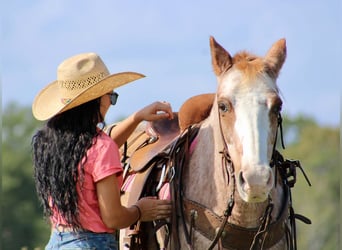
left=169, top=125, right=201, bottom=249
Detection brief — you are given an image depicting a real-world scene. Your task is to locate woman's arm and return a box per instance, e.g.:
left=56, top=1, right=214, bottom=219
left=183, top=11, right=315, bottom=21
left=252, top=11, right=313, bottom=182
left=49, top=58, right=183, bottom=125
left=96, top=175, right=138, bottom=229
left=108, top=101, right=173, bottom=147
left=96, top=174, right=172, bottom=229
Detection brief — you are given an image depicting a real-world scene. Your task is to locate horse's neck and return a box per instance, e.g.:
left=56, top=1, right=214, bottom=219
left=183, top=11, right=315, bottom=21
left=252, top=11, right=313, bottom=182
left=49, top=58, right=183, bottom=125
left=185, top=114, right=230, bottom=215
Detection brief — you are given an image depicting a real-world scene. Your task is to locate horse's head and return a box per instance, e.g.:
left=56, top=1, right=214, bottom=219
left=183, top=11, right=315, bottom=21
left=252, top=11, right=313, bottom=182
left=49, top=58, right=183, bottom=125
left=210, top=36, right=286, bottom=203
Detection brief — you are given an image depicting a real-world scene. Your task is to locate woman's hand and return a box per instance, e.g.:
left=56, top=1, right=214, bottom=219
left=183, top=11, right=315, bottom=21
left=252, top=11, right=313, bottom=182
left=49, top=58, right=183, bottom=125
left=134, top=101, right=174, bottom=123
left=109, top=101, right=174, bottom=147
left=135, top=197, right=172, bottom=221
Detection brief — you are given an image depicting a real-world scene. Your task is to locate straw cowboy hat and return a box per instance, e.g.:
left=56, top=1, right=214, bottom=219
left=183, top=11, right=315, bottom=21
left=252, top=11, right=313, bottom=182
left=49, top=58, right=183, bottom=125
left=32, top=52, right=145, bottom=121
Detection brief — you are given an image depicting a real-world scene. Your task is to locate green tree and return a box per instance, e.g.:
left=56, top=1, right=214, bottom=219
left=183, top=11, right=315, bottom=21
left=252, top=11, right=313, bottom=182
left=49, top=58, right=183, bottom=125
left=2, top=103, right=50, bottom=249
left=280, top=115, right=339, bottom=250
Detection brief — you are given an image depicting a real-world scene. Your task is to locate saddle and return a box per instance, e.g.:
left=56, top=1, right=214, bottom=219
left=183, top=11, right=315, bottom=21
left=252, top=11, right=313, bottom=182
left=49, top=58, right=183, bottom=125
left=128, top=112, right=180, bottom=172
left=124, top=93, right=215, bottom=172
left=118, top=93, right=215, bottom=250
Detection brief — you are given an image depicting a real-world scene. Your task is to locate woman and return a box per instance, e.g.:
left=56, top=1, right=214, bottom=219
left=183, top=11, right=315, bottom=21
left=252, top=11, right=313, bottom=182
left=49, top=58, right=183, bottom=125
left=31, top=52, right=172, bottom=249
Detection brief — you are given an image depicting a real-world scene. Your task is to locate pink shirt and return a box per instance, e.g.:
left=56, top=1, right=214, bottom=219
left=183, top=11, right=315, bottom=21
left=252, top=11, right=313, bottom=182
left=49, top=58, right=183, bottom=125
left=51, top=131, right=123, bottom=233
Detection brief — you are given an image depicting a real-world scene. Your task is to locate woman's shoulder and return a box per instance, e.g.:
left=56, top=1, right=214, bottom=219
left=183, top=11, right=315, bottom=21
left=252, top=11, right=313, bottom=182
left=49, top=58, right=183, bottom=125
left=93, top=130, right=119, bottom=150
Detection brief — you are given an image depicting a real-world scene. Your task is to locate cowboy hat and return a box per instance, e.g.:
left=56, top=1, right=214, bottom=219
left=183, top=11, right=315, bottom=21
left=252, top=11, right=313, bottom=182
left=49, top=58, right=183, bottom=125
left=32, top=52, right=145, bottom=120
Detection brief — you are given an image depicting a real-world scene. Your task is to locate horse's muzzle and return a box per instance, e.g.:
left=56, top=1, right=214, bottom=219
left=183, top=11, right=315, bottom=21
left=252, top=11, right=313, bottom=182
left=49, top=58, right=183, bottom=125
left=237, top=165, right=274, bottom=203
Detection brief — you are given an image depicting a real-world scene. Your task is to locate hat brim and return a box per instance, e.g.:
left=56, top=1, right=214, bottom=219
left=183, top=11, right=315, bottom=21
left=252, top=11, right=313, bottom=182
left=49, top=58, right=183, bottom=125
left=32, top=72, right=145, bottom=121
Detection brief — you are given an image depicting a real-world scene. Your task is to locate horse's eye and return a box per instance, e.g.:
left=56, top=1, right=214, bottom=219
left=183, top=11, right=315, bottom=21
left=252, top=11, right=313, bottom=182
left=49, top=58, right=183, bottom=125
left=218, top=102, right=230, bottom=113
left=271, top=104, right=282, bottom=114
left=270, top=97, right=282, bottom=115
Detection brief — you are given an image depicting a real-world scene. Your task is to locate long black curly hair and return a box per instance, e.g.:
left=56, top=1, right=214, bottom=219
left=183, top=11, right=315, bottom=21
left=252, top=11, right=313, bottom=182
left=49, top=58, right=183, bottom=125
left=32, top=97, right=104, bottom=229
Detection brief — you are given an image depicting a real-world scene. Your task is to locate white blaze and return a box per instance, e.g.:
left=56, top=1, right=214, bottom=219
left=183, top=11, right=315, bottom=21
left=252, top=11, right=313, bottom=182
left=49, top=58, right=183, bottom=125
left=219, top=69, right=277, bottom=202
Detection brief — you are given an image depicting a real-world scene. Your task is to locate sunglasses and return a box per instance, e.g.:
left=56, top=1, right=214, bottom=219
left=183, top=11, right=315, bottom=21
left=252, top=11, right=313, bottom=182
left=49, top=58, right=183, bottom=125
left=107, top=92, right=119, bottom=105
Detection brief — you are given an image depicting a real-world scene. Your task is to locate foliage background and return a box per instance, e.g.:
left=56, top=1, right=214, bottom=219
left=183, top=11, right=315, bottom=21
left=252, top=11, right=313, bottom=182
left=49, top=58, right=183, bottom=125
left=1, top=103, right=340, bottom=249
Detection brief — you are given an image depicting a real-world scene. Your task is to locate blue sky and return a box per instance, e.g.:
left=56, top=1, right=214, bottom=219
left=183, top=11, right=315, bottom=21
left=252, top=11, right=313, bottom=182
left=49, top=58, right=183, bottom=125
left=1, top=0, right=340, bottom=126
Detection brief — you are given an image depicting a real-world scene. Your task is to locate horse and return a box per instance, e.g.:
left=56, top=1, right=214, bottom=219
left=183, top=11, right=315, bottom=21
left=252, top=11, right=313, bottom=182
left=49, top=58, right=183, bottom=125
left=116, top=36, right=311, bottom=250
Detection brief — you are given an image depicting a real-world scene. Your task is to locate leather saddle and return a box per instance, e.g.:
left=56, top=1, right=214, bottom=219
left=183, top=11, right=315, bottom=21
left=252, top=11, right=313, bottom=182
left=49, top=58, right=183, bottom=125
left=118, top=93, right=215, bottom=250
left=123, top=93, right=215, bottom=172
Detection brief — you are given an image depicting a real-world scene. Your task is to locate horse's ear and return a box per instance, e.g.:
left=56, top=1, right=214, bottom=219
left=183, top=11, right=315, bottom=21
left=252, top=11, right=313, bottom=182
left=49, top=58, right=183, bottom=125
left=210, top=36, right=233, bottom=76
left=264, top=39, right=287, bottom=78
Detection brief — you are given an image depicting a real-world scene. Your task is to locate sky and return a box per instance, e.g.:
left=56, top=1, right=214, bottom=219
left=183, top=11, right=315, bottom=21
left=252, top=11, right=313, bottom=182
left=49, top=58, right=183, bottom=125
left=1, top=0, right=340, bottom=126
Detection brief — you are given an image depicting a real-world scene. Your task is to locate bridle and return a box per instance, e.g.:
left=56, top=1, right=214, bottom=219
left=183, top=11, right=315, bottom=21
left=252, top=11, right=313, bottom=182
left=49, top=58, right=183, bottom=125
left=207, top=106, right=286, bottom=249
left=170, top=102, right=311, bottom=250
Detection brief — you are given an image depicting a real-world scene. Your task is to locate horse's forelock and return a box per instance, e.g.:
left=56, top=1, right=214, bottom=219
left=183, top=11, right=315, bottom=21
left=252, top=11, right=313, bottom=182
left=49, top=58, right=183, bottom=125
left=232, top=51, right=266, bottom=82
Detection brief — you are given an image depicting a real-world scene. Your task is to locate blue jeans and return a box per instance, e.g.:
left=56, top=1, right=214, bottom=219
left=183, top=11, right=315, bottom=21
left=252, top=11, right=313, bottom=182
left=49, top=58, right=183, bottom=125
left=46, top=229, right=118, bottom=249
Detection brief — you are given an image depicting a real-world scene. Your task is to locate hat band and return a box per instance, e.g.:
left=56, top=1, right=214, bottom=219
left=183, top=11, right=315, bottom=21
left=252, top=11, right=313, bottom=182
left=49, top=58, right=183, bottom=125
left=59, top=71, right=108, bottom=91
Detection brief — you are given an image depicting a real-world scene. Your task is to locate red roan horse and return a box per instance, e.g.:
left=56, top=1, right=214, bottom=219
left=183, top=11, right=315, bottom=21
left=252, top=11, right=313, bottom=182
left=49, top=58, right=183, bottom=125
left=116, top=37, right=311, bottom=250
